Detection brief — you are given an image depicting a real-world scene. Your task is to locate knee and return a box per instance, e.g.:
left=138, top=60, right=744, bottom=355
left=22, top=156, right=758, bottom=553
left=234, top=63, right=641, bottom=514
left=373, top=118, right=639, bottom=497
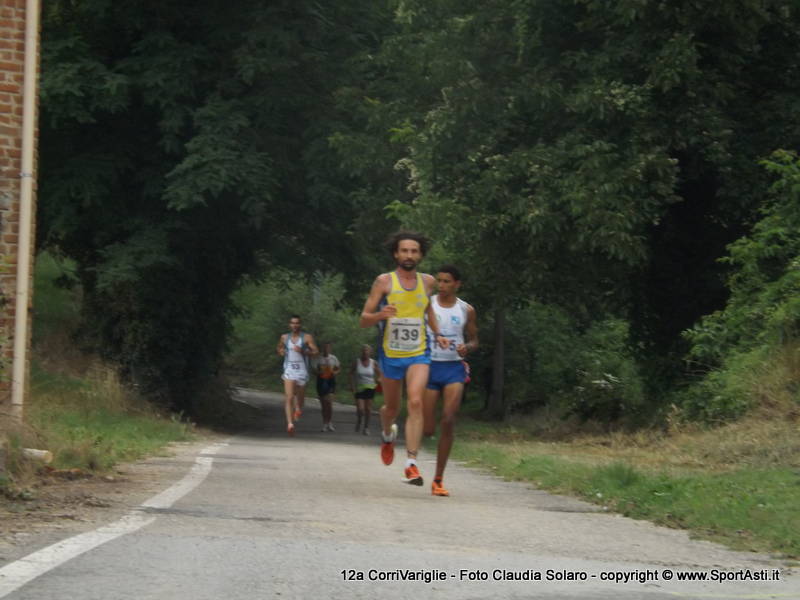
left=406, top=397, right=423, bottom=414
left=440, top=412, right=457, bottom=430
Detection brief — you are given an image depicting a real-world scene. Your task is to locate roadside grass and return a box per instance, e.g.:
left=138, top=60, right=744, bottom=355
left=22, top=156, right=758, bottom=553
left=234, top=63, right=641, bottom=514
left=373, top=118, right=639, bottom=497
left=5, top=363, right=194, bottom=481
left=2, top=251, right=195, bottom=497
left=442, top=413, right=800, bottom=558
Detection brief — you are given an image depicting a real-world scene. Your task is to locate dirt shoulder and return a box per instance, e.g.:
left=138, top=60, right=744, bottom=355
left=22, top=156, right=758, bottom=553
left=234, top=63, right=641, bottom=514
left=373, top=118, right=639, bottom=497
left=0, top=434, right=225, bottom=564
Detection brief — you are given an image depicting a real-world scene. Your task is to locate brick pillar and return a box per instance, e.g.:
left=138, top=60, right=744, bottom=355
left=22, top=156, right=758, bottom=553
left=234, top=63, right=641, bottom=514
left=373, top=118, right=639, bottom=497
left=0, top=0, right=39, bottom=433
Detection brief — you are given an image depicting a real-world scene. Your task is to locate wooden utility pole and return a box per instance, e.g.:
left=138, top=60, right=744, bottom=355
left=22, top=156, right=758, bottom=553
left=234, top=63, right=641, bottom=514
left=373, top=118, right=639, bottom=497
left=0, top=0, right=41, bottom=469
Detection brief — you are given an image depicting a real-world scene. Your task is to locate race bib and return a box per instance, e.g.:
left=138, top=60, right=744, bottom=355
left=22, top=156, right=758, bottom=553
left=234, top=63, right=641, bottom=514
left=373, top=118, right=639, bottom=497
left=431, top=333, right=459, bottom=361
left=288, top=361, right=303, bottom=371
left=387, top=318, right=423, bottom=352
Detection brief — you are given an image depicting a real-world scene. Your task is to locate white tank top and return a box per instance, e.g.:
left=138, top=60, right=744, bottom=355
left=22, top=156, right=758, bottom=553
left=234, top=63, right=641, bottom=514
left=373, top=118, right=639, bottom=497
left=284, top=333, right=308, bottom=374
left=429, top=295, right=468, bottom=362
left=355, top=358, right=377, bottom=388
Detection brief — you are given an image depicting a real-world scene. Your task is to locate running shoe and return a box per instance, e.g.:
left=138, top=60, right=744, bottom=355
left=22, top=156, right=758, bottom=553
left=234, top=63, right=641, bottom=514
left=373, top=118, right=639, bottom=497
left=321, top=424, right=328, bottom=432
left=380, top=423, right=398, bottom=465
left=328, top=423, right=336, bottom=432
left=363, top=428, right=370, bottom=436
left=287, top=423, right=295, bottom=436
left=403, top=464, right=423, bottom=486
left=293, top=408, right=302, bottom=421
left=431, top=479, right=449, bottom=497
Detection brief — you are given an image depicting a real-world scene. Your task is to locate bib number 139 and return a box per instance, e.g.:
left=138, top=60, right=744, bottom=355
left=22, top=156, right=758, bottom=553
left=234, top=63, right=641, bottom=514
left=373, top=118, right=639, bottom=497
left=388, top=318, right=422, bottom=351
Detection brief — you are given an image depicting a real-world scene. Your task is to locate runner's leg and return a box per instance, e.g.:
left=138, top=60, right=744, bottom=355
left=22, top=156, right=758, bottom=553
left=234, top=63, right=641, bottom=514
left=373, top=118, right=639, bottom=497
left=296, top=383, right=306, bottom=413
left=322, top=394, right=333, bottom=424
left=423, top=387, right=440, bottom=437
left=380, top=376, right=402, bottom=438
left=404, top=363, right=430, bottom=460
left=283, top=378, right=296, bottom=426
left=363, top=396, right=372, bottom=432
left=435, top=382, right=464, bottom=480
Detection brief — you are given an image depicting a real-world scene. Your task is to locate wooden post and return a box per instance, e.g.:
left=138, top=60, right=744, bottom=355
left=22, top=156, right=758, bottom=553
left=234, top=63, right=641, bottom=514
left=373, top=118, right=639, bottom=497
left=0, top=0, right=41, bottom=468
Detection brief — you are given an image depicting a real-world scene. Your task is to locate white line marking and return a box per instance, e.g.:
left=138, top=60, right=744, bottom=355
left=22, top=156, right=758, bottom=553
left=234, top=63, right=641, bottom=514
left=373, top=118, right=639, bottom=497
left=0, top=442, right=227, bottom=598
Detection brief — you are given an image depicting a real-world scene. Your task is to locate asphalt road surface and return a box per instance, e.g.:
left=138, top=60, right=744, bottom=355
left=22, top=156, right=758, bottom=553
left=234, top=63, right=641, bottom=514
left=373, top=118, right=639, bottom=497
left=1, top=388, right=797, bottom=599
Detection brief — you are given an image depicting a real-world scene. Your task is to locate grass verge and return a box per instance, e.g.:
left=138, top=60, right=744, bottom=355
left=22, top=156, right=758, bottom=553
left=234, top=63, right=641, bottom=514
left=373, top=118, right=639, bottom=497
left=3, top=361, right=194, bottom=492
left=438, top=414, right=800, bottom=559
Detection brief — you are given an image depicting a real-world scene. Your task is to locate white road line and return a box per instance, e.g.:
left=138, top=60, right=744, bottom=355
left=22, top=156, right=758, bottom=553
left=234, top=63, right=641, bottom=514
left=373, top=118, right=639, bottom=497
left=0, top=442, right=227, bottom=598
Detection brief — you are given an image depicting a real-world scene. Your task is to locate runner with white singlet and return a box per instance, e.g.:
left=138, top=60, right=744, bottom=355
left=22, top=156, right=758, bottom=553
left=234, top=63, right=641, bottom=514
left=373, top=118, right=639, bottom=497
left=276, top=315, right=318, bottom=436
left=423, top=265, right=478, bottom=496
left=351, top=345, right=381, bottom=435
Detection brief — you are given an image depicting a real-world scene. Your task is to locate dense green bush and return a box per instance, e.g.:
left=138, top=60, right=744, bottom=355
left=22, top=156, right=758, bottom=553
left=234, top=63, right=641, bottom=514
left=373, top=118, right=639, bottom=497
left=684, top=151, right=800, bottom=421
left=500, top=303, right=645, bottom=423
left=570, top=319, right=646, bottom=423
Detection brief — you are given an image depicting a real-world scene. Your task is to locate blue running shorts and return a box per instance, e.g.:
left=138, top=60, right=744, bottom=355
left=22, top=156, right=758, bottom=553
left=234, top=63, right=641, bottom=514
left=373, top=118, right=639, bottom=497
left=379, top=353, right=431, bottom=380
left=426, top=360, right=466, bottom=391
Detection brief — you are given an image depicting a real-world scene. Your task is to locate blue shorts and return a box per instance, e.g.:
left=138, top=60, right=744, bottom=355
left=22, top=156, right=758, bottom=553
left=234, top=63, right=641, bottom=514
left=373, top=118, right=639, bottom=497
left=379, top=353, right=431, bottom=380
left=426, top=361, right=466, bottom=391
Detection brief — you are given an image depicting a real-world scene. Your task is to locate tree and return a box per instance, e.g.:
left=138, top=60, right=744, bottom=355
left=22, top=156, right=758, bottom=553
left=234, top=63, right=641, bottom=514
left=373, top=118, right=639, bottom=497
left=332, top=0, right=800, bottom=418
left=38, top=0, right=393, bottom=411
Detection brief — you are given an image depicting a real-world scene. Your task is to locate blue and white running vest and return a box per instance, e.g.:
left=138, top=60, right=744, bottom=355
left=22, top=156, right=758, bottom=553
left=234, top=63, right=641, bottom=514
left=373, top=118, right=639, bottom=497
left=428, top=295, right=468, bottom=362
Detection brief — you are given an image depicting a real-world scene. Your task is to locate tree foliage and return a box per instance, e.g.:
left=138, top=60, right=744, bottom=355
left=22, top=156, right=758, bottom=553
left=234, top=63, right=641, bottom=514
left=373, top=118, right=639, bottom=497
left=37, top=0, right=800, bottom=424
left=682, top=151, right=800, bottom=421
left=38, top=0, right=391, bottom=411
left=330, top=0, right=800, bottom=419
left=226, top=271, right=372, bottom=388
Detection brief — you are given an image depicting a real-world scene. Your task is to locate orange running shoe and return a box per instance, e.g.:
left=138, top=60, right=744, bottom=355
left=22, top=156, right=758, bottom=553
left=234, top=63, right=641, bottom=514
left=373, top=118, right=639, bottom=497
left=287, top=423, right=295, bottom=436
left=403, top=464, right=423, bottom=486
left=380, top=424, right=398, bottom=465
left=431, top=479, right=449, bottom=496
left=293, top=408, right=302, bottom=421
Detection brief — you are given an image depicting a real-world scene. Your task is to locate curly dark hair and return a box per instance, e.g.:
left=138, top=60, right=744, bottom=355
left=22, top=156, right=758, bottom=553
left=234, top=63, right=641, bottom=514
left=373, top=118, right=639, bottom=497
left=437, top=264, right=462, bottom=281
left=384, top=230, right=431, bottom=257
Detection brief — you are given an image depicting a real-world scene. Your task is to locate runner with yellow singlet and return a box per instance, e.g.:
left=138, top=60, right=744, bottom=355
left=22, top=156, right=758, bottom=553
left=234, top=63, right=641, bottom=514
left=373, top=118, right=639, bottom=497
left=359, top=231, right=449, bottom=486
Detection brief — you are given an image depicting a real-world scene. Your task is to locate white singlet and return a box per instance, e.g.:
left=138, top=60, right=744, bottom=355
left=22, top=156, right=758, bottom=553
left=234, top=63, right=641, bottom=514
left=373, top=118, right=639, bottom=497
left=428, top=295, right=468, bottom=362
left=355, top=358, right=377, bottom=390
left=282, top=333, right=309, bottom=384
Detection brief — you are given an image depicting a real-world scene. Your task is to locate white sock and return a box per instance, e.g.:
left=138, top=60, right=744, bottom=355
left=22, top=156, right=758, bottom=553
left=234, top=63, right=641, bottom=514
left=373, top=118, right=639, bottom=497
left=405, top=458, right=417, bottom=468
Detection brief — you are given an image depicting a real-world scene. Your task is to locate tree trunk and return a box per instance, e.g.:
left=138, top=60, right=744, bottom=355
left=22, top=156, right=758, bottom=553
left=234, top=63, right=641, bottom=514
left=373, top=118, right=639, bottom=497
left=488, top=303, right=506, bottom=419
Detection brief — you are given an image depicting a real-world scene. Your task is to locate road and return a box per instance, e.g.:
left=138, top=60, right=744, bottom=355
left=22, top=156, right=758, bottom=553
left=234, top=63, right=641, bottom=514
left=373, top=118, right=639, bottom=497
left=1, top=388, right=797, bottom=599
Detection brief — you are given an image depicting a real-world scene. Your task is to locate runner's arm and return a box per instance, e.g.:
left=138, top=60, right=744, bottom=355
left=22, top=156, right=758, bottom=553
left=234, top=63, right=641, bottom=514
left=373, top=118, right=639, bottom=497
left=373, top=359, right=382, bottom=381
left=359, top=274, right=394, bottom=327
left=276, top=334, right=286, bottom=356
left=458, top=304, right=479, bottom=357
left=425, top=297, right=449, bottom=348
left=304, top=334, right=319, bottom=358
left=422, top=274, right=447, bottom=347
